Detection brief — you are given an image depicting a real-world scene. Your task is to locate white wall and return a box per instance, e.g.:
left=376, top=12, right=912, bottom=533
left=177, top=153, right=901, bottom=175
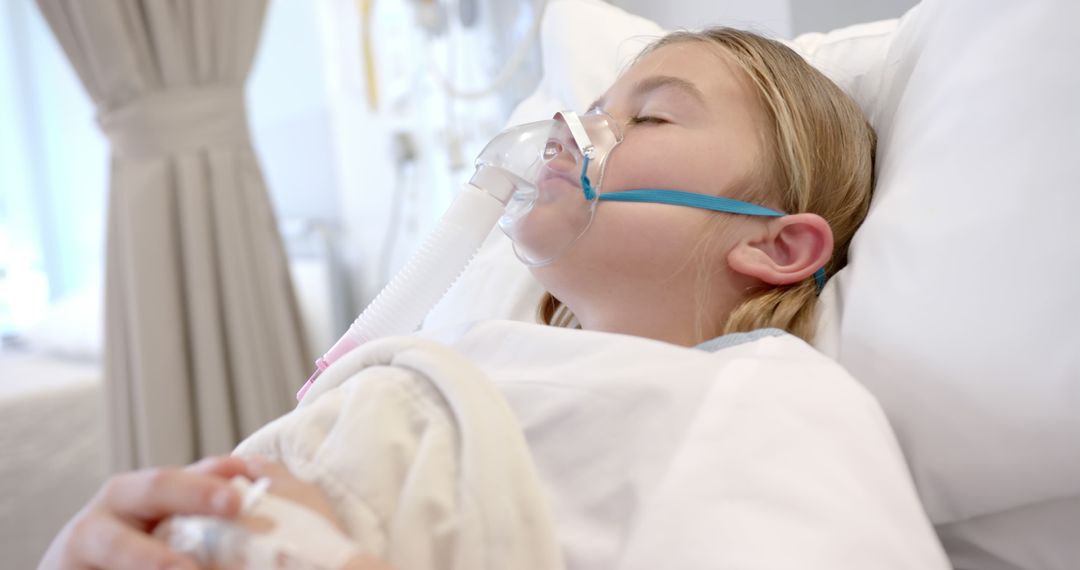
left=248, top=0, right=341, bottom=223
left=789, top=0, right=918, bottom=36
left=605, top=0, right=918, bottom=38
left=608, top=0, right=793, bottom=37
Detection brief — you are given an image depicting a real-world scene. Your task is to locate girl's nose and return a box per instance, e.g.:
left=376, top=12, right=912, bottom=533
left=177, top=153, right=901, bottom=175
left=543, top=139, right=577, bottom=173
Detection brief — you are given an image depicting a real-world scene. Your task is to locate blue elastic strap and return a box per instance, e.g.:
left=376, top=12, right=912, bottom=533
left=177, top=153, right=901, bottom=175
left=813, top=267, right=826, bottom=290
left=580, top=155, right=596, bottom=200
left=598, top=188, right=785, bottom=217
left=579, top=164, right=828, bottom=291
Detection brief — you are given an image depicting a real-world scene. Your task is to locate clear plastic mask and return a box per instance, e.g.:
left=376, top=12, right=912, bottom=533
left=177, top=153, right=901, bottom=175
left=476, top=110, right=623, bottom=266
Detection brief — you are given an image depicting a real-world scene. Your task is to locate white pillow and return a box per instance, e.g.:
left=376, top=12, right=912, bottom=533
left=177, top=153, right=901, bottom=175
left=427, top=1, right=1080, bottom=567
left=823, top=0, right=1080, bottom=567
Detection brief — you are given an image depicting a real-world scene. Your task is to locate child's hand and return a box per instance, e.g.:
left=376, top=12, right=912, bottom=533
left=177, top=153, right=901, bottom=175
left=38, top=455, right=247, bottom=570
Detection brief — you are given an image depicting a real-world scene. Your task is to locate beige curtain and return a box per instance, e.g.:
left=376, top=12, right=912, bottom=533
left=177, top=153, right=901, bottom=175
left=36, top=0, right=308, bottom=470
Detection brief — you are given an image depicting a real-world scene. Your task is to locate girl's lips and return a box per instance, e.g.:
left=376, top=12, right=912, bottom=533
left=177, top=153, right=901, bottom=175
left=537, top=174, right=583, bottom=203
left=538, top=165, right=580, bottom=187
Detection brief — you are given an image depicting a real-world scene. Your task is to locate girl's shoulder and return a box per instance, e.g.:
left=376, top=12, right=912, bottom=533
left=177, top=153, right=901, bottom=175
left=697, top=328, right=861, bottom=393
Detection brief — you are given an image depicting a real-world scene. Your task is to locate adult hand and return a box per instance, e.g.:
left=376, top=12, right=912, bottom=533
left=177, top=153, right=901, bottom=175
left=237, top=457, right=395, bottom=570
left=239, top=456, right=344, bottom=532
left=38, top=455, right=248, bottom=570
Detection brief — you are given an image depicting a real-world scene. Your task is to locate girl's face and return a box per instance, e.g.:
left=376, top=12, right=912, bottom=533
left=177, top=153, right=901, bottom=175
left=530, top=41, right=770, bottom=338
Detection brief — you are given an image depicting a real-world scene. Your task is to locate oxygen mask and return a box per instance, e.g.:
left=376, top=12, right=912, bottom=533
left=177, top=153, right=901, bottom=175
left=471, top=110, right=623, bottom=266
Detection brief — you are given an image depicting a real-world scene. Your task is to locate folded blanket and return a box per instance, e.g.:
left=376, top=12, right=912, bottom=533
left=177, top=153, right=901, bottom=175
left=235, top=334, right=564, bottom=570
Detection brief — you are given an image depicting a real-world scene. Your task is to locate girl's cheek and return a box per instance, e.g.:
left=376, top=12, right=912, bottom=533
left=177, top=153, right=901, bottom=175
left=604, top=139, right=694, bottom=193
left=602, top=152, right=660, bottom=193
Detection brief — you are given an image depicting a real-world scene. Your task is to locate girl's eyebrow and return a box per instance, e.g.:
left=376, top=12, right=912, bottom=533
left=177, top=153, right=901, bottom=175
left=588, top=75, right=707, bottom=113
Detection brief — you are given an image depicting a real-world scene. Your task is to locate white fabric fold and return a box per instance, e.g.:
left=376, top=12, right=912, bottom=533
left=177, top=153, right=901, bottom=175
left=235, top=334, right=566, bottom=570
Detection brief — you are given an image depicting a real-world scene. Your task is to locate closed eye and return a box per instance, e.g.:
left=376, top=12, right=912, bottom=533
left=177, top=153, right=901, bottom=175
left=629, top=115, right=669, bottom=125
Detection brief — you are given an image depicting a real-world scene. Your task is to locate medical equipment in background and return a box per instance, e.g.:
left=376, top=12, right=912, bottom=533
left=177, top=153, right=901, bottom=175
left=418, top=0, right=547, bottom=172
left=358, top=0, right=379, bottom=111
left=422, top=0, right=547, bottom=100
left=281, top=218, right=355, bottom=358
left=349, top=0, right=545, bottom=311
left=375, top=132, right=422, bottom=290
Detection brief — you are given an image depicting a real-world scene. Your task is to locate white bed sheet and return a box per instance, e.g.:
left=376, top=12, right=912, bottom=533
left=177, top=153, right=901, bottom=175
left=423, top=321, right=949, bottom=568
left=0, top=350, right=107, bottom=569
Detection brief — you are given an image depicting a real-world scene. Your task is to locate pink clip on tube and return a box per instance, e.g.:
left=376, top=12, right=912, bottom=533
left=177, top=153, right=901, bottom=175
left=296, top=334, right=359, bottom=401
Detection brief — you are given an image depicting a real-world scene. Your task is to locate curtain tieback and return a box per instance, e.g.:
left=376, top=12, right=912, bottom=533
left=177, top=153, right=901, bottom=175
left=98, top=87, right=250, bottom=159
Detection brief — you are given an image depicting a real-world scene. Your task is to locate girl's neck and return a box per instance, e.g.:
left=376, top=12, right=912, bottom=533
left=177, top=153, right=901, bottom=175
left=573, top=295, right=724, bottom=347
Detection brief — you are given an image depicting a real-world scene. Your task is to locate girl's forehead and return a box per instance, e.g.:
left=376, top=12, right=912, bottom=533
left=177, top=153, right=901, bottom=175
left=611, top=41, right=756, bottom=110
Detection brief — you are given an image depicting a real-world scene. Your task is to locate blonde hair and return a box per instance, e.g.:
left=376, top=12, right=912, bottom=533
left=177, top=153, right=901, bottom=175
left=540, top=27, right=876, bottom=344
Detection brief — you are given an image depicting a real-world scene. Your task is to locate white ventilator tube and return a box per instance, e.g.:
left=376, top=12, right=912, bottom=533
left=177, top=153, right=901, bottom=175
left=298, top=111, right=611, bottom=400
left=297, top=172, right=515, bottom=400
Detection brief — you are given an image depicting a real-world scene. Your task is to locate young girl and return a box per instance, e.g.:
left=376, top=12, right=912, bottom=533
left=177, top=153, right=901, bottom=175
left=40, top=28, right=943, bottom=570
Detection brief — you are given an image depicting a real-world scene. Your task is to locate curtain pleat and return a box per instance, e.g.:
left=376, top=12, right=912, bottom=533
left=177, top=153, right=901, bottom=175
left=36, top=0, right=308, bottom=470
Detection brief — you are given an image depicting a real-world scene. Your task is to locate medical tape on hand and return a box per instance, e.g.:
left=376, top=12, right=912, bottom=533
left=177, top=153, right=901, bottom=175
left=230, top=476, right=362, bottom=570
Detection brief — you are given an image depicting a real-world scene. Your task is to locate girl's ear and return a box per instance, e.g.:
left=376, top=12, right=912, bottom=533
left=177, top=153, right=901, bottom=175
left=727, top=213, right=833, bottom=285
